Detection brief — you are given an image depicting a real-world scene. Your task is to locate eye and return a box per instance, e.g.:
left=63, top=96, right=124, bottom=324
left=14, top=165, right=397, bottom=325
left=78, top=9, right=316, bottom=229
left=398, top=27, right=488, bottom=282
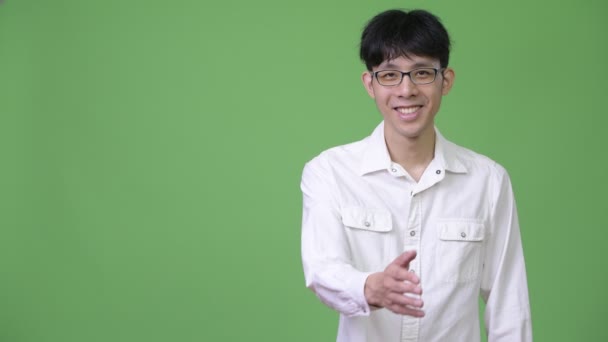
left=414, top=69, right=432, bottom=77
left=378, top=71, right=399, bottom=80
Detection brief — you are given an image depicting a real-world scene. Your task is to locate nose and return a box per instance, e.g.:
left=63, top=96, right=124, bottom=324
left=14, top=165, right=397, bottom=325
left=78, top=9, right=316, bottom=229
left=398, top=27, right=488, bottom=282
left=396, top=76, right=419, bottom=97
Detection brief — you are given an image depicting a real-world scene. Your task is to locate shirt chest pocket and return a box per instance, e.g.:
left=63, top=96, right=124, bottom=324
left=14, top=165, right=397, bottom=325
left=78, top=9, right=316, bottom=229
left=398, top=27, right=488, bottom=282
left=436, top=220, right=485, bottom=283
left=340, top=206, right=392, bottom=232
left=340, top=207, right=393, bottom=270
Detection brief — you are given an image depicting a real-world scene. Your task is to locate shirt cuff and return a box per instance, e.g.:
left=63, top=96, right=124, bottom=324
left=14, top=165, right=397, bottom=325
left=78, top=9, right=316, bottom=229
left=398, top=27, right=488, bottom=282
left=347, top=271, right=375, bottom=317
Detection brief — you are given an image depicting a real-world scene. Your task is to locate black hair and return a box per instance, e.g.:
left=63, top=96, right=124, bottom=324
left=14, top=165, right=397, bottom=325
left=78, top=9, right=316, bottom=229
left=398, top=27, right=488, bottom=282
left=360, top=9, right=451, bottom=71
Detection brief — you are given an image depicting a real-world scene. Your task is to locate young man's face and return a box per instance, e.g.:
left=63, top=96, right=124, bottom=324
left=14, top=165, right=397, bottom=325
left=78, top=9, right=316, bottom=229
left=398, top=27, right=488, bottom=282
left=362, top=55, right=454, bottom=143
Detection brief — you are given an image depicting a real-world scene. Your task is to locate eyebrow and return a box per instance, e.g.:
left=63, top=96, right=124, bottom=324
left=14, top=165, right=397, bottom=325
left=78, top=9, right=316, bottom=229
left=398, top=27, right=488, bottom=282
left=381, top=62, right=437, bottom=69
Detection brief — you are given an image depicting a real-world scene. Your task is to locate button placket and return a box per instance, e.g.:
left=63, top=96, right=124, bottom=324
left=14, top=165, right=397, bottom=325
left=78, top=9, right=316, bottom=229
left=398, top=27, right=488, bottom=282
left=402, top=186, right=421, bottom=340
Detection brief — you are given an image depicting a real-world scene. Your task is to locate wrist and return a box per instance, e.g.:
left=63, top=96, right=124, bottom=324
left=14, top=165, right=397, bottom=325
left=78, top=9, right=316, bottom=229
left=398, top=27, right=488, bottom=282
left=364, top=272, right=382, bottom=307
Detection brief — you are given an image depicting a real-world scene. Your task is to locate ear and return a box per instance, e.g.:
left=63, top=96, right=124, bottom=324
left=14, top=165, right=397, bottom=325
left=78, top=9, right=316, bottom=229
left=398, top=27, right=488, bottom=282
left=441, top=67, right=455, bottom=95
left=361, top=71, right=376, bottom=99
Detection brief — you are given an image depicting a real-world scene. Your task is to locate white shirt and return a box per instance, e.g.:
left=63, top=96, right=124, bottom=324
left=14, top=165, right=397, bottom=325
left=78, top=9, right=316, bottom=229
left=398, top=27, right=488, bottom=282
left=300, top=122, right=532, bottom=342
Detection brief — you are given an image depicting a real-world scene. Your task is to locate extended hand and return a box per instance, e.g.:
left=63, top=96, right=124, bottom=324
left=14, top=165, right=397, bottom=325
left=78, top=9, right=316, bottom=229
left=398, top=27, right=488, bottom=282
left=364, top=250, right=424, bottom=317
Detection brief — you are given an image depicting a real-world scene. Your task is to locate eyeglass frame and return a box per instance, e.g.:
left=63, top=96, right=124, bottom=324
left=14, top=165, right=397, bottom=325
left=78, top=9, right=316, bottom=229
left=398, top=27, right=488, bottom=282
left=371, top=67, right=446, bottom=86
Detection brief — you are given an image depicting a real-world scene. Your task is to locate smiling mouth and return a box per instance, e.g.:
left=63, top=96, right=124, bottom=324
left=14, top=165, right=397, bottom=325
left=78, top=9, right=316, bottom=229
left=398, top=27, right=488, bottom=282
left=395, top=106, right=422, bottom=114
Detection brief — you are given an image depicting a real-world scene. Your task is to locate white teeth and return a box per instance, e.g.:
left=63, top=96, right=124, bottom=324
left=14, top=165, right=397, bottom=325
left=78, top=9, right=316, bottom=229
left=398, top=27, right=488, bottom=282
left=397, top=106, right=420, bottom=114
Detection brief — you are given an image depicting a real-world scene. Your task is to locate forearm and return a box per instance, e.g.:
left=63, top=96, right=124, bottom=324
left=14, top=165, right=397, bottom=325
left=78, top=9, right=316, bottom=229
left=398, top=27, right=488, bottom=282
left=303, top=259, right=373, bottom=316
left=482, top=165, right=532, bottom=341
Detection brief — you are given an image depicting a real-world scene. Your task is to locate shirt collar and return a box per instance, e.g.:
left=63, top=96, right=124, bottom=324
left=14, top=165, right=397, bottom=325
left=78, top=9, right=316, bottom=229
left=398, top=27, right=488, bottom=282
left=434, top=128, right=468, bottom=174
left=358, top=121, right=468, bottom=176
left=358, top=122, right=393, bottom=176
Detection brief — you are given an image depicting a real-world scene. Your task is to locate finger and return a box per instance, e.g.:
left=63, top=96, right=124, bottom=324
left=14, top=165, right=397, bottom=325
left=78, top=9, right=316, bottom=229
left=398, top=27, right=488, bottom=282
left=386, top=303, right=425, bottom=317
left=391, top=280, right=423, bottom=295
left=382, top=272, right=420, bottom=292
left=391, top=250, right=417, bottom=269
left=386, top=292, right=424, bottom=308
left=387, top=266, right=420, bottom=283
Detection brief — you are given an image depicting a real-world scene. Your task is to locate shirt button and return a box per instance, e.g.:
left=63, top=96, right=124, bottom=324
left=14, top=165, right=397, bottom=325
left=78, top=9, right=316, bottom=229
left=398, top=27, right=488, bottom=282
left=461, top=232, right=467, bottom=238
left=436, top=170, right=441, bottom=174
left=410, top=231, right=416, bottom=236
left=391, top=168, right=397, bottom=173
left=364, top=221, right=371, bottom=227
left=410, top=269, right=416, bottom=274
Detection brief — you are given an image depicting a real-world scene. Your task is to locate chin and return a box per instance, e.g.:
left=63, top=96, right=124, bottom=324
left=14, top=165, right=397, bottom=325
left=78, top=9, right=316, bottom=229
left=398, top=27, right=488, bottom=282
left=396, top=123, right=433, bottom=140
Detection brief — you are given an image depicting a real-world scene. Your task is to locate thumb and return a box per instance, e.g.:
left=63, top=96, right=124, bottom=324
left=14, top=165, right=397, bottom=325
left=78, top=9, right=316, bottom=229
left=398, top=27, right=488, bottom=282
left=392, top=250, right=417, bottom=269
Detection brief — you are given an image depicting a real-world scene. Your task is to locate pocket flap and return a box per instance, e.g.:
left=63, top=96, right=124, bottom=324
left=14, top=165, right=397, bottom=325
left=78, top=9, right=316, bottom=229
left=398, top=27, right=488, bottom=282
left=439, top=221, right=484, bottom=241
left=341, top=207, right=392, bottom=232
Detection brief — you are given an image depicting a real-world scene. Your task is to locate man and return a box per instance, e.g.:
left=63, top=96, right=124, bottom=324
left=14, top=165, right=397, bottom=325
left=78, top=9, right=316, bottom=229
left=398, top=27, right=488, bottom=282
left=300, top=9, right=532, bottom=342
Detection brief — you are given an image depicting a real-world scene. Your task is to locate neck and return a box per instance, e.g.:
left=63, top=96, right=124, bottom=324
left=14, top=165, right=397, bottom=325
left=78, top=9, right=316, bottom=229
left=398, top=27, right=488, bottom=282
left=385, top=129, right=436, bottom=182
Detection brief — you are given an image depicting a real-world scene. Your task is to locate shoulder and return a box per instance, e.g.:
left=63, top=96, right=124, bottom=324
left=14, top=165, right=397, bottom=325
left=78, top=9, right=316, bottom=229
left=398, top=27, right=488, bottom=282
left=300, top=137, right=370, bottom=199
left=443, top=139, right=516, bottom=215
left=303, top=137, right=369, bottom=174
left=444, top=138, right=509, bottom=180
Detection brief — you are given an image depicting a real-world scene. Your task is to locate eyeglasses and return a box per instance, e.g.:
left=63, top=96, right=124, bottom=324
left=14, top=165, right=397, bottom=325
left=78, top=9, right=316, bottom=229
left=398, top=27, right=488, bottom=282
left=372, top=67, right=444, bottom=86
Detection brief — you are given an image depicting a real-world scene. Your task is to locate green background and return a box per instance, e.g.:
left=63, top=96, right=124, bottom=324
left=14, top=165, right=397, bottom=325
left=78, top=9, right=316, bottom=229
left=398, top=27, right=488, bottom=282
left=1, top=0, right=606, bottom=341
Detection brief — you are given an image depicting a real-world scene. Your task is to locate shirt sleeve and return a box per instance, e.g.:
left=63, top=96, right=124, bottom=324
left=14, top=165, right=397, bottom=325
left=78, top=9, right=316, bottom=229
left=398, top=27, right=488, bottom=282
left=481, top=164, right=533, bottom=341
left=300, top=156, right=373, bottom=317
